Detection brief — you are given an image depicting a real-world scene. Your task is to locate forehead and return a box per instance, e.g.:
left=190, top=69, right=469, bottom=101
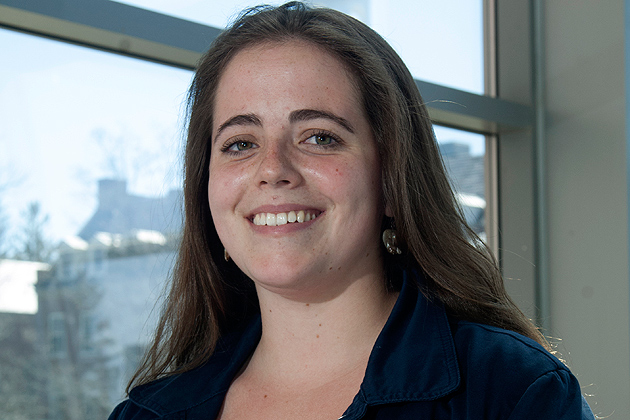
left=213, top=40, right=363, bottom=122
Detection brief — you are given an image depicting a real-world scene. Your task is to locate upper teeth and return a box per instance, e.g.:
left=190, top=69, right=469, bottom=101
left=253, top=210, right=319, bottom=226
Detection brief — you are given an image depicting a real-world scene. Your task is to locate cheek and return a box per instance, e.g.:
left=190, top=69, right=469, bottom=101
left=305, top=160, right=351, bottom=195
left=313, top=156, right=381, bottom=202
left=207, top=165, right=238, bottom=246
left=207, top=162, right=241, bottom=216
left=351, top=156, right=384, bottom=208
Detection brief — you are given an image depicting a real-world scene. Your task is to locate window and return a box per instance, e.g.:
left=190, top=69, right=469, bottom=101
left=79, top=313, right=96, bottom=353
left=48, top=312, right=67, bottom=357
left=435, top=126, right=488, bottom=240
left=111, top=0, right=483, bottom=93
left=0, top=27, right=190, bottom=417
left=0, top=1, right=492, bottom=417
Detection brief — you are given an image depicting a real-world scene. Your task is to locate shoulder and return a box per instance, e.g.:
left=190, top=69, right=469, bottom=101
left=452, top=320, right=564, bottom=377
left=106, top=373, right=181, bottom=420
left=107, top=317, right=262, bottom=419
left=108, top=398, right=157, bottom=420
left=452, top=319, right=566, bottom=393
left=107, top=371, right=218, bottom=419
left=448, top=320, right=594, bottom=419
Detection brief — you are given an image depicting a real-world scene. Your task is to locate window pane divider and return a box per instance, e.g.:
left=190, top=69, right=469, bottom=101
left=0, top=0, right=533, bottom=135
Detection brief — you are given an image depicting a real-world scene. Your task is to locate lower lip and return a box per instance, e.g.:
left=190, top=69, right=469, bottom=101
left=248, top=213, right=322, bottom=234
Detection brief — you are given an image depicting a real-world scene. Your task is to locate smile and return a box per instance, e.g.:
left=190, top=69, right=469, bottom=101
left=252, top=210, right=321, bottom=226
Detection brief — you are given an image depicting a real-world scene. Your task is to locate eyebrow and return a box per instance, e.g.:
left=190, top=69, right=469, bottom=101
left=215, top=113, right=262, bottom=139
left=290, top=109, right=355, bottom=134
left=214, top=108, right=355, bottom=140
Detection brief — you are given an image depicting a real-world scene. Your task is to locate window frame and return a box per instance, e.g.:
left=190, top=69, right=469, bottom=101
left=0, top=0, right=542, bottom=322
left=0, top=0, right=532, bottom=135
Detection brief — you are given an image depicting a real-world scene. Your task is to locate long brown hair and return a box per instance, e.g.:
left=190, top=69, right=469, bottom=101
left=128, top=1, right=546, bottom=392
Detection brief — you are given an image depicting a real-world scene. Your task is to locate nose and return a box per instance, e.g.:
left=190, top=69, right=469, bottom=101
left=256, top=143, right=302, bottom=188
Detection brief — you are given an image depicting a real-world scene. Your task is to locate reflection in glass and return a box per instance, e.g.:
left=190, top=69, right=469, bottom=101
left=434, top=126, right=487, bottom=241
left=0, top=4, right=485, bottom=414
left=0, top=28, right=191, bottom=419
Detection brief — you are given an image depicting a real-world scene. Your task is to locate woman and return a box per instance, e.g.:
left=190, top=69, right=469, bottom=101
left=110, top=2, right=595, bottom=419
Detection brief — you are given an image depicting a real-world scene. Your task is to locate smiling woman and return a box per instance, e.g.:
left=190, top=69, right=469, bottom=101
left=109, top=2, right=595, bottom=419
left=208, top=41, right=385, bottom=304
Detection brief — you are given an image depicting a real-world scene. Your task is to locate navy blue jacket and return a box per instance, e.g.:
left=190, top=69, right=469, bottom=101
left=109, top=270, right=595, bottom=419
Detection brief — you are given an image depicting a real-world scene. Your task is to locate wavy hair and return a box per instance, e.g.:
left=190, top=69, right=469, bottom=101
left=128, top=1, right=547, bottom=392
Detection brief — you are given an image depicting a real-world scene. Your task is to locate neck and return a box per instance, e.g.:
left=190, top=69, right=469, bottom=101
left=248, top=272, right=398, bottom=383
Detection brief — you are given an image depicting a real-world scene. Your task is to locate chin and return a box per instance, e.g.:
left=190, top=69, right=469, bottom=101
left=240, top=261, right=333, bottom=296
left=246, top=265, right=312, bottom=287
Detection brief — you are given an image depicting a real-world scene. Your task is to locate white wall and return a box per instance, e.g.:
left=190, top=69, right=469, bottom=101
left=545, top=1, right=629, bottom=417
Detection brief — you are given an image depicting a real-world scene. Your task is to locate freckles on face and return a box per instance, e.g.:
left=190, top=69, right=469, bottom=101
left=206, top=40, right=385, bottom=292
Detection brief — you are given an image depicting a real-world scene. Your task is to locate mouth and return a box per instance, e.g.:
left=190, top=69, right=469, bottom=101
left=250, top=210, right=322, bottom=226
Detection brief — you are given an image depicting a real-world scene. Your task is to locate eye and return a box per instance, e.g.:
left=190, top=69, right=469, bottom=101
left=303, top=132, right=340, bottom=147
left=220, top=139, right=258, bottom=154
left=230, top=141, right=255, bottom=151
left=311, top=135, right=333, bottom=145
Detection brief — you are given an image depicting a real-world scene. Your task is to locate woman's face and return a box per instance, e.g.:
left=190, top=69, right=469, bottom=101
left=208, top=40, right=386, bottom=300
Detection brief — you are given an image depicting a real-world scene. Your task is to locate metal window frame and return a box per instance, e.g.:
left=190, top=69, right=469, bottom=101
left=0, top=0, right=533, bottom=135
left=0, top=0, right=543, bottom=320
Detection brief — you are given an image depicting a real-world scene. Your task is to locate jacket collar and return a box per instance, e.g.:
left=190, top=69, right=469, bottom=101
left=130, top=269, right=460, bottom=416
left=357, top=269, right=460, bottom=403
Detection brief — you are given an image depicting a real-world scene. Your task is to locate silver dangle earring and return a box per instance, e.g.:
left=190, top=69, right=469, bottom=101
left=224, top=248, right=230, bottom=262
left=382, top=222, right=402, bottom=255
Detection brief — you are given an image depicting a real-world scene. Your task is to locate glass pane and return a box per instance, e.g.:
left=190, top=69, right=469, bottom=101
left=434, top=126, right=487, bottom=241
left=0, top=28, right=192, bottom=419
left=111, top=0, right=484, bottom=93
left=0, top=4, right=487, bottom=415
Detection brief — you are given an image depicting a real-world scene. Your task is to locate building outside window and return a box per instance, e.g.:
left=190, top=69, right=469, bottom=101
left=0, top=1, right=487, bottom=417
left=48, top=312, right=67, bottom=357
